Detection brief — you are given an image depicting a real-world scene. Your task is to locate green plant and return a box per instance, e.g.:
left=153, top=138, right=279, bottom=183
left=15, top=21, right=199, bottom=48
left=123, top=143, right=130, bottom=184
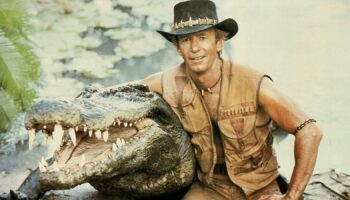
left=0, top=0, right=39, bottom=132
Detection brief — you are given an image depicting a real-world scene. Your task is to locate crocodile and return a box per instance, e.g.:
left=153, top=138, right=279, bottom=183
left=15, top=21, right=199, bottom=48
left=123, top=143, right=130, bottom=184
left=5, top=84, right=195, bottom=199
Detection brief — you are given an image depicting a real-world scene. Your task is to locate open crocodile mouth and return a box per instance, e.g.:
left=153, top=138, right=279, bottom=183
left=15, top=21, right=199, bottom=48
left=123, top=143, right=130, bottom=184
left=27, top=116, right=157, bottom=188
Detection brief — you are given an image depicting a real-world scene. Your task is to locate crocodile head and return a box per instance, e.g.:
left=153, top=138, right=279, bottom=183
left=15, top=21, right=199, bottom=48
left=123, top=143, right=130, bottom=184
left=24, top=84, right=195, bottom=197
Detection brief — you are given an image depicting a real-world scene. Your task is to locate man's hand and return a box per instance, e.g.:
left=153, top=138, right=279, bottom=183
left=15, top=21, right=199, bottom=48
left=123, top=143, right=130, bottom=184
left=257, top=194, right=292, bottom=200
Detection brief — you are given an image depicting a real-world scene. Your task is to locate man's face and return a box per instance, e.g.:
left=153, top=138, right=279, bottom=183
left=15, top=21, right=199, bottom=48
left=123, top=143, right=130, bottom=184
left=176, top=28, right=224, bottom=74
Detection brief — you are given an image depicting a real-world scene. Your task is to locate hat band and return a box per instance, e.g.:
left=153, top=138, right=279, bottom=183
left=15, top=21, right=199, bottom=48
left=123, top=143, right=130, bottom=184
left=172, top=17, right=218, bottom=31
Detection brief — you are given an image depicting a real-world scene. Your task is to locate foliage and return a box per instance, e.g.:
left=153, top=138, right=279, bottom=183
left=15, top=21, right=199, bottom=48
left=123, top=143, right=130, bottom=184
left=0, top=0, right=39, bottom=132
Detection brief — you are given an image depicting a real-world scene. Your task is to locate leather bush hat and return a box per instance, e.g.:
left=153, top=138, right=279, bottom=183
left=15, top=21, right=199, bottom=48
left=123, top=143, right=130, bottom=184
left=157, top=0, right=238, bottom=42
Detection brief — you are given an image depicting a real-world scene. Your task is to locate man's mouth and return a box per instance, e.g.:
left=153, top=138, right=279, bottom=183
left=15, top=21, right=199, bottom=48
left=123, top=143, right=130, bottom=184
left=190, top=56, right=205, bottom=62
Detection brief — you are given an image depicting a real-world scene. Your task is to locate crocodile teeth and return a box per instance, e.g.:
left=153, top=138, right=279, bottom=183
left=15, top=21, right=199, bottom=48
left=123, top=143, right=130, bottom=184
left=43, top=125, right=46, bottom=129
left=129, top=122, right=133, bottom=127
left=53, top=124, right=64, bottom=150
left=112, top=143, right=117, bottom=151
left=123, top=122, right=127, bottom=127
left=43, top=130, right=49, bottom=144
left=75, top=126, right=78, bottom=132
left=88, top=130, right=93, bottom=137
left=113, top=121, right=116, bottom=126
left=38, top=161, right=47, bottom=172
left=95, top=130, right=102, bottom=140
left=41, top=157, right=48, bottom=167
left=121, top=138, right=126, bottom=145
left=118, top=120, right=121, bottom=126
left=116, top=138, right=123, bottom=147
left=149, top=182, right=154, bottom=188
left=79, top=155, right=86, bottom=168
left=68, top=128, right=76, bottom=146
left=28, top=129, right=35, bottom=151
left=51, top=161, right=59, bottom=172
left=83, top=126, right=87, bottom=132
left=103, top=130, right=109, bottom=142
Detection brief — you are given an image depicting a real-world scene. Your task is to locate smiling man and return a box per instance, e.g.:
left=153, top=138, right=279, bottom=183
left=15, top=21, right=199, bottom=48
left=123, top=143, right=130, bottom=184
left=138, top=0, right=323, bottom=200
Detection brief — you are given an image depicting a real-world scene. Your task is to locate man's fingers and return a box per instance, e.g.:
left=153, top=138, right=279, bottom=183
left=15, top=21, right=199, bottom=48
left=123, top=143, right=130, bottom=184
left=257, top=194, right=284, bottom=200
left=257, top=195, right=270, bottom=200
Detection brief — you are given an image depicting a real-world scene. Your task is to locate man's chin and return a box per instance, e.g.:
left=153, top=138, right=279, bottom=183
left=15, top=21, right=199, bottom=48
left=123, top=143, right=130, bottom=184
left=187, top=63, right=208, bottom=74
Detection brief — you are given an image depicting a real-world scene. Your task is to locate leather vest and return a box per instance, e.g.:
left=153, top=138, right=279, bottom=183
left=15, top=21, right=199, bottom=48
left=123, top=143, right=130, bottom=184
left=161, top=60, right=279, bottom=195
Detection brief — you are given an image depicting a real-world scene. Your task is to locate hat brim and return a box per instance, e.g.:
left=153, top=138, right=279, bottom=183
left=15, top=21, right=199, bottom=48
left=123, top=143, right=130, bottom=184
left=157, top=18, right=238, bottom=42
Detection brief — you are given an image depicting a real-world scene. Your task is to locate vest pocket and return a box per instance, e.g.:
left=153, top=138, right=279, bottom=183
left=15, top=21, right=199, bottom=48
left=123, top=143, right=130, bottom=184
left=190, top=128, right=213, bottom=173
left=218, top=115, right=258, bottom=155
left=260, top=147, right=278, bottom=173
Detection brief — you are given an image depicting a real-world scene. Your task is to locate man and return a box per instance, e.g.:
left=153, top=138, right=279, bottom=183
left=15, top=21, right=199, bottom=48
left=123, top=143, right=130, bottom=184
left=138, top=0, right=323, bottom=200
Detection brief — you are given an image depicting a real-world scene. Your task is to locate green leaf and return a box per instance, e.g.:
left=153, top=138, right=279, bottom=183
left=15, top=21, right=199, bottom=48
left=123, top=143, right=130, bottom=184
left=0, top=89, right=19, bottom=132
left=0, top=30, right=36, bottom=110
left=0, top=0, right=39, bottom=132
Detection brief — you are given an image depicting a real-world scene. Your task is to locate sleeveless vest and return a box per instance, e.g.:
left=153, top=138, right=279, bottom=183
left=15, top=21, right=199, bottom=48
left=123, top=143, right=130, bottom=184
left=161, top=60, right=279, bottom=195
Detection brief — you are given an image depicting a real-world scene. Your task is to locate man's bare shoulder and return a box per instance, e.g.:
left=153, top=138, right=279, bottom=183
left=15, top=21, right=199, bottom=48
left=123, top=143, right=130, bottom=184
left=140, top=72, right=163, bottom=95
left=259, top=77, right=309, bottom=133
left=140, top=64, right=184, bottom=95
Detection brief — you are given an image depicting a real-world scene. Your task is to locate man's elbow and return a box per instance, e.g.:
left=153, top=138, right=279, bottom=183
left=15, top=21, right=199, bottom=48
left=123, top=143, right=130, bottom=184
left=296, top=124, right=323, bottom=145
left=310, top=125, right=323, bottom=144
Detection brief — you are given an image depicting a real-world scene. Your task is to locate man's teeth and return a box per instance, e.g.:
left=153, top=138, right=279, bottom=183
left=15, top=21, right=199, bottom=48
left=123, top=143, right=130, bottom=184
left=68, top=128, right=76, bottom=146
left=191, top=56, right=204, bottom=60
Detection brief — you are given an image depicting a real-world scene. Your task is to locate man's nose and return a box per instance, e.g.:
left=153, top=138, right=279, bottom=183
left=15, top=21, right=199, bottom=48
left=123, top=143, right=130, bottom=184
left=190, top=37, right=200, bottom=52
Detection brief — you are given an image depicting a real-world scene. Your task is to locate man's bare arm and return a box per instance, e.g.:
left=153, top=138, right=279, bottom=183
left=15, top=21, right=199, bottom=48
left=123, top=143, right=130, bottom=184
left=106, top=72, right=163, bottom=94
left=258, top=78, right=323, bottom=200
left=139, top=72, right=163, bottom=95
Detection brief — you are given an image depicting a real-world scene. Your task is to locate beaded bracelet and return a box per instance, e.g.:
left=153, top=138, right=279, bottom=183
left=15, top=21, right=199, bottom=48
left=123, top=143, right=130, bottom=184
left=293, top=119, right=316, bottom=134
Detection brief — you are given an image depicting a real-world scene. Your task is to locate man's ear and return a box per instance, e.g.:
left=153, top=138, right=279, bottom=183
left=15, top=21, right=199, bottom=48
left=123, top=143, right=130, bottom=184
left=216, top=38, right=224, bottom=52
left=175, top=46, right=183, bottom=56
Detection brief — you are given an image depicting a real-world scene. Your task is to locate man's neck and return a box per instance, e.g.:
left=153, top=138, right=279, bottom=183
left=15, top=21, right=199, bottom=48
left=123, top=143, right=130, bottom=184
left=189, top=58, right=222, bottom=90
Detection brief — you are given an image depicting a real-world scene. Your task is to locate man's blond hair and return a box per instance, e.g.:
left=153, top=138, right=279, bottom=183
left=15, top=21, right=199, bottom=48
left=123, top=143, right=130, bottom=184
left=171, top=28, right=228, bottom=46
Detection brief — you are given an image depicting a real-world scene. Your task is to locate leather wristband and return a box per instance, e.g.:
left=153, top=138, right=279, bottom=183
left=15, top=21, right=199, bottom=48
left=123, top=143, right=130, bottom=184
left=293, top=119, right=316, bottom=134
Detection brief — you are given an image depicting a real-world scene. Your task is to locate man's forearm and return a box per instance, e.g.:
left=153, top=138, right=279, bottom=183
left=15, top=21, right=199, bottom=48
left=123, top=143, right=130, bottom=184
left=285, top=124, right=323, bottom=199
